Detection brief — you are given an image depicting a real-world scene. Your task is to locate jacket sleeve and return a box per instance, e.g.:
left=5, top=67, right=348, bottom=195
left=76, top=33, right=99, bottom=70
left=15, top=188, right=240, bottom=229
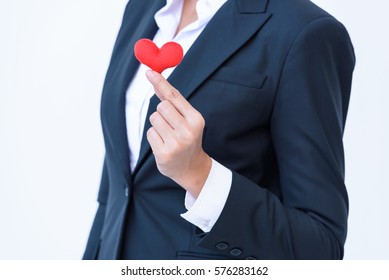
left=197, top=17, right=355, bottom=259
left=82, top=158, right=109, bottom=260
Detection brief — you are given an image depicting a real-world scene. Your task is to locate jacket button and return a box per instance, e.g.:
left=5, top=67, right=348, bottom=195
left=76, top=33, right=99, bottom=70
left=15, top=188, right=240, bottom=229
left=215, top=242, right=229, bottom=251
left=229, top=248, right=242, bottom=257
left=125, top=186, right=129, bottom=197
left=245, top=256, right=257, bottom=260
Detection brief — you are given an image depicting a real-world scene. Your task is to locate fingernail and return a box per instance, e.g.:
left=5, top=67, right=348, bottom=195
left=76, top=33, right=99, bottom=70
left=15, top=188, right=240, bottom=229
left=146, top=69, right=157, bottom=80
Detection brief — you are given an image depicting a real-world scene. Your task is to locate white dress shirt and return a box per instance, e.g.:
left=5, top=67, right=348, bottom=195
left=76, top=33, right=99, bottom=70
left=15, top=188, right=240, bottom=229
left=125, top=0, right=231, bottom=232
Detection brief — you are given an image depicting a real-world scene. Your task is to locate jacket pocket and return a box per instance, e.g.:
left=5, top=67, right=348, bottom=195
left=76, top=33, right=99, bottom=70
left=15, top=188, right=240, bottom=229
left=209, top=66, right=267, bottom=89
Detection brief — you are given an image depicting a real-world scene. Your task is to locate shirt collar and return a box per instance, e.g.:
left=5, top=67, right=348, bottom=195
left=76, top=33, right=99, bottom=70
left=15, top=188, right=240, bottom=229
left=155, top=0, right=228, bottom=40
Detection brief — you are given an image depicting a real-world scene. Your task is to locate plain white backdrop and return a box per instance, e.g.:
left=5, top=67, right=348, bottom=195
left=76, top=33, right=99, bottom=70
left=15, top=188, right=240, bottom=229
left=0, top=0, right=388, bottom=259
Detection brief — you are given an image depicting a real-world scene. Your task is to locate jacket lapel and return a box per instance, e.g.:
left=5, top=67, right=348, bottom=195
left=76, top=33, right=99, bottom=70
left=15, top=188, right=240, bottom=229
left=169, top=0, right=271, bottom=100
left=133, top=0, right=272, bottom=175
left=103, top=1, right=165, bottom=180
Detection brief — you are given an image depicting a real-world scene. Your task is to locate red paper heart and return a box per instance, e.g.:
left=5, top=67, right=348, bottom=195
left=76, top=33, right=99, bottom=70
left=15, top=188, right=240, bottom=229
left=134, top=39, right=184, bottom=73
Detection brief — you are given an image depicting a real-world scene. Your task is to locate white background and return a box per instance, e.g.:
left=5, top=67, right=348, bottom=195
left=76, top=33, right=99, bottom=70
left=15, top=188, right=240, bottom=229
left=0, top=0, right=388, bottom=259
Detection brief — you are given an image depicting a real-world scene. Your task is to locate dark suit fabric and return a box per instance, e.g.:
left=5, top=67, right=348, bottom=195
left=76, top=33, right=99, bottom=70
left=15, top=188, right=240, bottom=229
left=83, top=0, right=355, bottom=260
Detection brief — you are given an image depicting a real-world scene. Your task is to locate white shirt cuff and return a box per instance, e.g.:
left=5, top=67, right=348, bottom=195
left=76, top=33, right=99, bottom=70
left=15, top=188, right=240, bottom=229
left=180, top=158, right=232, bottom=233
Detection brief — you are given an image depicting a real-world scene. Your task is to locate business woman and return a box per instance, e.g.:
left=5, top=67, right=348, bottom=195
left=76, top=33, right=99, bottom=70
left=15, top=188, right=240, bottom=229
left=83, top=0, right=355, bottom=260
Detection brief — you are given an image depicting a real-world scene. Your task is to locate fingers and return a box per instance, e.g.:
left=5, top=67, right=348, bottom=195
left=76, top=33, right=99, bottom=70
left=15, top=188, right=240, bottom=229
left=146, top=70, right=192, bottom=117
left=149, top=111, right=174, bottom=142
left=156, top=100, right=183, bottom=129
left=146, top=127, right=163, bottom=151
left=145, top=71, right=208, bottom=193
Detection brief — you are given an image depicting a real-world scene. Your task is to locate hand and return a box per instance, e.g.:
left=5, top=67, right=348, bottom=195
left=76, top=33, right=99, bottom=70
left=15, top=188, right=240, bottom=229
left=145, top=70, right=212, bottom=198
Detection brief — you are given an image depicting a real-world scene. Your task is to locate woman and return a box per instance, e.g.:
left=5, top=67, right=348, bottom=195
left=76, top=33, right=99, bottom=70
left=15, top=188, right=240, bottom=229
left=84, top=0, right=355, bottom=260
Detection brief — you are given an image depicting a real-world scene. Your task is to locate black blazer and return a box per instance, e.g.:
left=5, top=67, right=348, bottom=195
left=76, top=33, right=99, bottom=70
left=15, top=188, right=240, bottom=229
left=83, top=0, right=355, bottom=260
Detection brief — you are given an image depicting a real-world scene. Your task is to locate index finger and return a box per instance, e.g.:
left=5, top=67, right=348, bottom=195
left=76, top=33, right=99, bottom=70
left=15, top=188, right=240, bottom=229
left=146, top=70, right=192, bottom=116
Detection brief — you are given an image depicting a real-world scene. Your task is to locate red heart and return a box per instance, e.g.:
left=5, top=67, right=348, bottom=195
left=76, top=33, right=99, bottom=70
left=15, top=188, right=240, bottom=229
left=134, top=39, right=184, bottom=73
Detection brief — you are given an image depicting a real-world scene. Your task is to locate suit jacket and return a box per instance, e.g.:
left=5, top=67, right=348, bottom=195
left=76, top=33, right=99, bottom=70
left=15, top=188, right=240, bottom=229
left=83, top=0, right=355, bottom=260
